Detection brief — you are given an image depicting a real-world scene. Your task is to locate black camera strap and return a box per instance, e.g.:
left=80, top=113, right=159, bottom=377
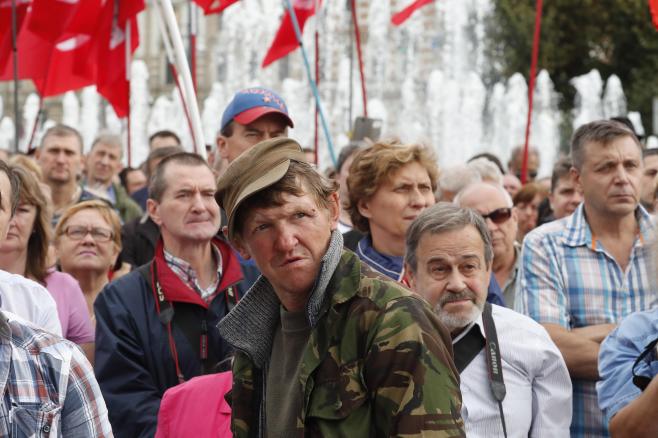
left=452, top=302, right=507, bottom=437
left=632, top=337, right=658, bottom=391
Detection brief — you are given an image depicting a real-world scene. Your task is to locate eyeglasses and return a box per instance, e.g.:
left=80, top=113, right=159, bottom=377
left=480, top=207, right=513, bottom=225
left=64, top=225, right=113, bottom=242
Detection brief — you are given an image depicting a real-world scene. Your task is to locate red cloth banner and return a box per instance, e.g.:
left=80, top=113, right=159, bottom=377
left=262, top=0, right=317, bottom=68
left=0, top=0, right=30, bottom=79
left=391, top=0, right=434, bottom=26
left=650, top=0, right=658, bottom=30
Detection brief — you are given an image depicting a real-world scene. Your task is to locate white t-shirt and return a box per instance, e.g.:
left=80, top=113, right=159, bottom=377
left=0, top=270, right=62, bottom=336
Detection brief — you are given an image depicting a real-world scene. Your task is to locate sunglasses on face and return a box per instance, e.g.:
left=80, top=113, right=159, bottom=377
left=481, top=207, right=513, bottom=224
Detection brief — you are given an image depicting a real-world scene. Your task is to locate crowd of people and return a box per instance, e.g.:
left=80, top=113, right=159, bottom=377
left=0, top=86, right=655, bottom=437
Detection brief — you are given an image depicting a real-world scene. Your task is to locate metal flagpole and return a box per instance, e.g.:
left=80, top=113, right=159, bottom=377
left=283, top=0, right=336, bottom=166
left=154, top=0, right=206, bottom=158
left=10, top=0, right=20, bottom=153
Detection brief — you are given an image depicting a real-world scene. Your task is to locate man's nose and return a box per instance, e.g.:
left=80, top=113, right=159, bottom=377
left=274, top=225, right=297, bottom=252
left=445, top=269, right=467, bottom=292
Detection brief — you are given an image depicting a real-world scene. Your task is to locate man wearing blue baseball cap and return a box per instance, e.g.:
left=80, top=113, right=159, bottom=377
left=217, top=87, right=294, bottom=163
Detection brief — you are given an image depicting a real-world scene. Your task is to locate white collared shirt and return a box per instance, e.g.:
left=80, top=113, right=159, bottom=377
left=453, top=304, right=572, bottom=437
left=0, top=270, right=62, bottom=336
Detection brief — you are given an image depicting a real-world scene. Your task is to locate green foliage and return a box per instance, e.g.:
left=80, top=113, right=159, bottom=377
left=487, top=0, right=658, bottom=133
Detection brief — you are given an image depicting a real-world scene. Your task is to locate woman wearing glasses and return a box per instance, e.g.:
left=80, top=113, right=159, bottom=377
left=0, top=165, right=94, bottom=355
left=54, top=200, right=122, bottom=325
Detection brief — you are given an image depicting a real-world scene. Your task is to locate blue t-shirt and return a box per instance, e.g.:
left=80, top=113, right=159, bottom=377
left=597, top=308, right=658, bottom=424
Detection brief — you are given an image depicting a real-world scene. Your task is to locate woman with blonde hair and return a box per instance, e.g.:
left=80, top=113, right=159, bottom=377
left=347, top=140, right=438, bottom=280
left=0, top=165, right=94, bottom=352
left=54, top=200, right=122, bottom=324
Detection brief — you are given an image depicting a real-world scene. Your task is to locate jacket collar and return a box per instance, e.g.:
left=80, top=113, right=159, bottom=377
left=563, top=203, right=654, bottom=248
left=355, top=234, right=403, bottom=280
left=218, top=231, right=344, bottom=368
left=154, top=237, right=243, bottom=308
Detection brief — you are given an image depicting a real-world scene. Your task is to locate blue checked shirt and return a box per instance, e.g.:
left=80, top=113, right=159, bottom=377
left=515, top=204, right=657, bottom=438
left=0, top=311, right=112, bottom=437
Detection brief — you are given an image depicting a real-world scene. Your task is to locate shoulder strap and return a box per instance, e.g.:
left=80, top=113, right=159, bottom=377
left=633, top=337, right=658, bottom=391
left=482, top=302, right=507, bottom=438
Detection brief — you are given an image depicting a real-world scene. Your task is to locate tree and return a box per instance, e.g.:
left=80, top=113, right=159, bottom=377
left=487, top=0, right=658, bottom=134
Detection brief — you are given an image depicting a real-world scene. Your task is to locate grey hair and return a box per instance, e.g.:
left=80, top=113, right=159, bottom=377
left=404, top=202, right=494, bottom=274
left=438, top=164, right=481, bottom=194
left=90, top=132, right=123, bottom=158
left=468, top=157, right=503, bottom=185
left=453, top=182, right=513, bottom=208
left=571, top=120, right=640, bottom=170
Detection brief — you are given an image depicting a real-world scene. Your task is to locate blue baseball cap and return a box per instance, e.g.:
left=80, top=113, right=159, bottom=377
left=220, top=87, right=294, bottom=133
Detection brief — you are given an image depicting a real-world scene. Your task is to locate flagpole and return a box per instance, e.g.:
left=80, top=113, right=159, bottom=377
left=126, top=21, right=132, bottom=168
left=155, top=0, right=205, bottom=158
left=313, top=0, right=320, bottom=166
left=11, top=0, right=20, bottom=153
left=346, top=0, right=353, bottom=130
left=153, top=0, right=196, bottom=152
left=350, top=0, right=367, bottom=117
left=521, top=0, right=543, bottom=184
left=188, top=1, right=197, bottom=93
left=283, top=0, right=336, bottom=166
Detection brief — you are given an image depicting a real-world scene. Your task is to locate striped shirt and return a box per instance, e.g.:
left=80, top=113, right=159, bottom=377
left=515, top=204, right=657, bottom=438
left=164, top=244, right=223, bottom=301
left=0, top=311, right=112, bottom=437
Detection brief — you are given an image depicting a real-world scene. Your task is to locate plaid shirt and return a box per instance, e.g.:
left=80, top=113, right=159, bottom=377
left=515, top=204, right=657, bottom=438
left=164, top=244, right=223, bottom=301
left=0, top=311, right=112, bottom=437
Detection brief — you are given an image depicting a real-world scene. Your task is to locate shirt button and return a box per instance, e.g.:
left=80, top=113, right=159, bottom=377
left=42, top=424, right=51, bottom=433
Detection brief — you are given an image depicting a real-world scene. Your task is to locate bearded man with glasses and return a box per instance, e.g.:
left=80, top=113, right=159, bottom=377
left=455, top=182, right=520, bottom=308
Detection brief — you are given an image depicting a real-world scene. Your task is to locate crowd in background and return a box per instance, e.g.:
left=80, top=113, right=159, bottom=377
left=0, top=86, right=655, bottom=437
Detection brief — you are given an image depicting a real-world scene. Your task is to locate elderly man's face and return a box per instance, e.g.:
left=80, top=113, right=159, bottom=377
left=406, top=225, right=490, bottom=333
left=234, top=190, right=339, bottom=310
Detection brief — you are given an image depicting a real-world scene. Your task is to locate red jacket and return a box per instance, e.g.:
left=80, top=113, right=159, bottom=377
left=155, top=371, right=233, bottom=438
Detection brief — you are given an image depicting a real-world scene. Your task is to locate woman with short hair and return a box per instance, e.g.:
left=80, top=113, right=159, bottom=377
left=347, top=140, right=438, bottom=281
left=54, top=200, right=122, bottom=325
left=0, top=165, right=94, bottom=353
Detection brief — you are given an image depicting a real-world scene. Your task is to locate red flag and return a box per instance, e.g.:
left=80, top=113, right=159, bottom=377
left=93, top=0, right=141, bottom=117
left=1, top=0, right=104, bottom=97
left=27, top=0, right=81, bottom=41
left=193, top=0, right=239, bottom=15
left=391, top=0, right=434, bottom=26
left=650, top=0, right=658, bottom=30
left=0, top=0, right=30, bottom=78
left=262, top=0, right=317, bottom=68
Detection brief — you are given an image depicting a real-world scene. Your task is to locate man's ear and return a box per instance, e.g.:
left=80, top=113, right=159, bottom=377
left=404, top=263, right=416, bottom=290
left=230, top=235, right=251, bottom=260
left=217, top=136, right=229, bottom=160
left=570, top=167, right=582, bottom=193
left=147, top=198, right=163, bottom=226
left=327, top=192, right=340, bottom=231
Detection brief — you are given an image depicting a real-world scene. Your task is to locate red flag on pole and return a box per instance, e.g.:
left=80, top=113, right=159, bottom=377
left=27, top=0, right=82, bottom=41
left=93, top=0, right=142, bottom=117
left=391, top=0, right=434, bottom=26
left=193, top=0, right=239, bottom=15
left=0, top=0, right=29, bottom=77
left=262, top=0, right=317, bottom=68
left=650, top=0, right=658, bottom=30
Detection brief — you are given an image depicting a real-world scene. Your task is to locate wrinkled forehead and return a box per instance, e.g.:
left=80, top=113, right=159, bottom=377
left=163, top=163, right=215, bottom=189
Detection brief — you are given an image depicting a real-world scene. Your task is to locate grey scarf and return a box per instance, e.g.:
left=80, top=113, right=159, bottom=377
left=218, top=230, right=344, bottom=368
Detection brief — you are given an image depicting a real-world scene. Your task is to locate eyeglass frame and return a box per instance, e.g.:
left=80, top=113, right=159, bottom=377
left=63, top=225, right=114, bottom=242
left=480, top=207, right=513, bottom=225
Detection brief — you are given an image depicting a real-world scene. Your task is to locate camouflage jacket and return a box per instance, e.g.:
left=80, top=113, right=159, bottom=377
left=219, top=245, right=464, bottom=437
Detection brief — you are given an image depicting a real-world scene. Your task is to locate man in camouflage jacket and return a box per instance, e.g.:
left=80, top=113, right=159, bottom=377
left=217, top=137, right=464, bottom=437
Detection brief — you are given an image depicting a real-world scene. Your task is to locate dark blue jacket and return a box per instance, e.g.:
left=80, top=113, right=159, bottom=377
left=94, top=238, right=251, bottom=438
